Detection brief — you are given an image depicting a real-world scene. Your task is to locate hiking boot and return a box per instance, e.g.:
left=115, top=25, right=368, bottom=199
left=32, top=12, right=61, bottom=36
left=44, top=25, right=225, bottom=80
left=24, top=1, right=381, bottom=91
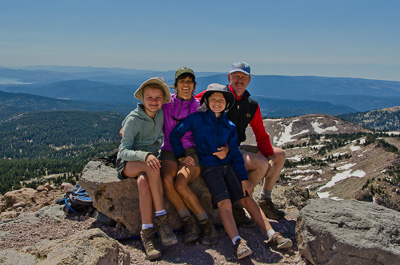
left=199, top=218, right=218, bottom=246
left=155, top=214, right=178, bottom=246
left=268, top=232, right=293, bottom=250
left=182, top=215, right=200, bottom=244
left=140, top=228, right=161, bottom=260
left=234, top=238, right=252, bottom=259
left=258, top=199, right=285, bottom=220
left=232, top=203, right=256, bottom=228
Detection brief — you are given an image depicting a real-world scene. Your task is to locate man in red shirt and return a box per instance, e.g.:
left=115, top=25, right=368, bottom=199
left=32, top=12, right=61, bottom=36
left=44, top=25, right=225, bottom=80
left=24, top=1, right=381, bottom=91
left=196, top=61, right=285, bottom=222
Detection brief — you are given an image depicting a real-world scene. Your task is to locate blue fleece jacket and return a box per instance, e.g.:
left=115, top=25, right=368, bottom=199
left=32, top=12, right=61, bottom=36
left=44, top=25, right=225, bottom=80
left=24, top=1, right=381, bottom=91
left=170, top=110, right=249, bottom=181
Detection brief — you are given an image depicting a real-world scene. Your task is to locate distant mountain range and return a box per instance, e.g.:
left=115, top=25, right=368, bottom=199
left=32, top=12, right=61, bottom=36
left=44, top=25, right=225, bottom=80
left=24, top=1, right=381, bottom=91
left=1, top=65, right=400, bottom=117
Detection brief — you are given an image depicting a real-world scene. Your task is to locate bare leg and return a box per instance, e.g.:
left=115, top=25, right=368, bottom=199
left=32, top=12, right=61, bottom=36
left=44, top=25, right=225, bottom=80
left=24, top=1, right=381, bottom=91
left=137, top=173, right=153, bottom=224
left=123, top=160, right=164, bottom=212
left=243, top=152, right=269, bottom=187
left=243, top=147, right=285, bottom=189
left=244, top=147, right=286, bottom=219
left=175, top=165, right=204, bottom=215
left=161, top=160, right=185, bottom=210
left=262, top=147, right=285, bottom=191
left=239, top=197, right=272, bottom=234
left=217, top=199, right=239, bottom=240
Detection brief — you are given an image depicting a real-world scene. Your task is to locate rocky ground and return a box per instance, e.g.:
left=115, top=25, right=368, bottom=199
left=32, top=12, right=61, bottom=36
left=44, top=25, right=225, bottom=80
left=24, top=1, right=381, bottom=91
left=0, top=198, right=308, bottom=264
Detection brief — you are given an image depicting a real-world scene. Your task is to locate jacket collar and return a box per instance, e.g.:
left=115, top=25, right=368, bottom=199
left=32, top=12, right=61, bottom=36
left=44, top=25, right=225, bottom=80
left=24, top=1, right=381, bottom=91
left=205, top=109, right=227, bottom=122
left=228, top=84, right=251, bottom=101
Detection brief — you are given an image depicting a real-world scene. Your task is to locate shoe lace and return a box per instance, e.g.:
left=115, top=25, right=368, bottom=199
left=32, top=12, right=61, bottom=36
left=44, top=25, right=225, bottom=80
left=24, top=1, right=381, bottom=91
left=156, top=216, right=172, bottom=238
left=183, top=217, right=196, bottom=233
left=272, top=233, right=284, bottom=243
left=201, top=220, right=212, bottom=236
left=142, top=231, right=156, bottom=250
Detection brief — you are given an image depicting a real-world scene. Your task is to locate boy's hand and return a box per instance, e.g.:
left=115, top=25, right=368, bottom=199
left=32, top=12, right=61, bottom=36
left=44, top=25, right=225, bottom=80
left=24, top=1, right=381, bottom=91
left=145, top=154, right=162, bottom=170
left=178, top=156, right=195, bottom=167
left=241, top=180, right=254, bottom=197
left=213, top=146, right=229, bottom=159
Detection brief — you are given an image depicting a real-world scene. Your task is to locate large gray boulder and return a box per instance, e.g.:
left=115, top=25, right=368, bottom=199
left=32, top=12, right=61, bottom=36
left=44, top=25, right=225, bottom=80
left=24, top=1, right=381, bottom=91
left=79, top=160, right=219, bottom=235
left=296, top=199, right=400, bottom=265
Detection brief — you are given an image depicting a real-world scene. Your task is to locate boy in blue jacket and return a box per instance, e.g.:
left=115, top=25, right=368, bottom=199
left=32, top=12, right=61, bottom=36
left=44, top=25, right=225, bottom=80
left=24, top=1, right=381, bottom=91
left=170, top=83, right=292, bottom=259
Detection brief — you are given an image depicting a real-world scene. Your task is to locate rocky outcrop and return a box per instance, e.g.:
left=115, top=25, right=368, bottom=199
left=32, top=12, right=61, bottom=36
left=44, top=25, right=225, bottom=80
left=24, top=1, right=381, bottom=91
left=79, top=160, right=220, bottom=235
left=0, top=186, right=63, bottom=216
left=0, top=228, right=130, bottom=265
left=296, top=199, right=400, bottom=265
left=271, top=185, right=319, bottom=210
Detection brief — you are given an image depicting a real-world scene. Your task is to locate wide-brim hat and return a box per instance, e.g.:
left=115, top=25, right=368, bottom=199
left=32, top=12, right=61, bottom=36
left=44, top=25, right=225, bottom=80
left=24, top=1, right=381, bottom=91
left=200, top=83, right=235, bottom=111
left=134, top=77, right=171, bottom=103
left=175, top=67, right=195, bottom=81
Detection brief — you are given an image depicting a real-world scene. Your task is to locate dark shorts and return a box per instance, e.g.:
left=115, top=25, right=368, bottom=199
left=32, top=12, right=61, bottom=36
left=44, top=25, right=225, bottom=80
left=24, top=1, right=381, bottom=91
left=159, top=147, right=200, bottom=166
left=201, top=164, right=245, bottom=209
left=239, top=144, right=259, bottom=155
left=115, top=158, right=129, bottom=178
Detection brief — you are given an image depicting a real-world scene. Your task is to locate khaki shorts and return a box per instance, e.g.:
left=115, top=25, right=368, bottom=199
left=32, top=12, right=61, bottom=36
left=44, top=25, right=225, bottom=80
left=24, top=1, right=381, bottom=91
left=159, top=147, right=200, bottom=166
left=239, top=144, right=259, bottom=155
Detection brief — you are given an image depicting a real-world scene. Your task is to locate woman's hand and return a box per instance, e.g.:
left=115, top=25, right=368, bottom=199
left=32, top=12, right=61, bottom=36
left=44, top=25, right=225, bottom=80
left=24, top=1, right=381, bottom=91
left=178, top=156, right=195, bottom=167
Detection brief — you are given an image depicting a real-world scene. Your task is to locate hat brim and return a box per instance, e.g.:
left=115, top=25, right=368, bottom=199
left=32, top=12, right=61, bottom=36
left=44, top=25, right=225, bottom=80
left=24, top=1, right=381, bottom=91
left=200, top=90, right=235, bottom=111
left=175, top=67, right=195, bottom=81
left=229, top=69, right=250, bottom=75
left=134, top=77, right=171, bottom=103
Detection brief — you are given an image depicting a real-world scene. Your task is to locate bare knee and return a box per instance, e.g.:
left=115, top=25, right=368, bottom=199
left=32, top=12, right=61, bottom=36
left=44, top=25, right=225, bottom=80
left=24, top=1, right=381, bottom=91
left=273, top=147, right=286, bottom=165
left=137, top=174, right=150, bottom=194
left=239, top=197, right=253, bottom=209
left=217, top=199, right=232, bottom=211
left=162, top=173, right=175, bottom=192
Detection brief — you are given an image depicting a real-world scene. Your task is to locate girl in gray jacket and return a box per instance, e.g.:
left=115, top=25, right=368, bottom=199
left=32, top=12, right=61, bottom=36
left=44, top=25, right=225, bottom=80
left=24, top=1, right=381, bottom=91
left=116, top=77, right=175, bottom=260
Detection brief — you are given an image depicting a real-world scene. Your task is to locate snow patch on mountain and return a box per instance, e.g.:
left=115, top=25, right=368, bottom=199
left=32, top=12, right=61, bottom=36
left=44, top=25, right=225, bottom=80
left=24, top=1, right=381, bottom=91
left=274, top=119, right=310, bottom=146
left=311, top=120, right=338, bottom=134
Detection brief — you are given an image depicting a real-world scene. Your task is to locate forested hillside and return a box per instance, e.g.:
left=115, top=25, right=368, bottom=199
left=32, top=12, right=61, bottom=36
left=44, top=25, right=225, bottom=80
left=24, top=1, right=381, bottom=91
left=338, top=106, right=400, bottom=131
left=0, top=110, right=124, bottom=194
left=0, top=90, right=133, bottom=121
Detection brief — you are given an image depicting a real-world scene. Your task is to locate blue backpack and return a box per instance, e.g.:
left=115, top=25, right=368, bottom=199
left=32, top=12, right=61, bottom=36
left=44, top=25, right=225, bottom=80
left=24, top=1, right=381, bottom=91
left=58, top=184, right=95, bottom=215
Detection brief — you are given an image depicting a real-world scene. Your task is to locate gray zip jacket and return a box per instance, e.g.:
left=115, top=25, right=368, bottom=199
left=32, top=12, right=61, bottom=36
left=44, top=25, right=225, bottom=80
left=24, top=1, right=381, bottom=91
left=117, top=103, right=164, bottom=162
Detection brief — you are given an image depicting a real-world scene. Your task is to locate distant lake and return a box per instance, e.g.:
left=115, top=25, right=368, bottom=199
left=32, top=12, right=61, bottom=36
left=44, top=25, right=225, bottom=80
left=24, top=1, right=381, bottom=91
left=0, top=77, right=33, bottom=85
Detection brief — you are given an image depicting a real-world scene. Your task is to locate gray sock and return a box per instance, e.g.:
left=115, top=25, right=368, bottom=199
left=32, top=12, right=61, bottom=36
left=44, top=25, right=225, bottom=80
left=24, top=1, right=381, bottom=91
left=196, top=211, right=208, bottom=222
left=178, top=207, right=191, bottom=219
left=260, top=189, right=272, bottom=200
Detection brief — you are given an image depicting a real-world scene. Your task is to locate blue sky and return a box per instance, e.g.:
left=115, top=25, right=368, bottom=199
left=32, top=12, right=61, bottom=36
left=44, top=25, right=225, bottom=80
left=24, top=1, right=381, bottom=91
left=1, top=0, right=399, bottom=81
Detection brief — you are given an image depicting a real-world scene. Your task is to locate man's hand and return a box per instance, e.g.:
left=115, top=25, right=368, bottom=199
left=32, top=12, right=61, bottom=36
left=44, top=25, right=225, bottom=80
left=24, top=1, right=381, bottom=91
left=178, top=156, right=195, bottom=167
left=241, top=179, right=254, bottom=197
left=266, top=156, right=275, bottom=178
left=145, top=154, right=162, bottom=170
left=213, top=146, right=229, bottom=159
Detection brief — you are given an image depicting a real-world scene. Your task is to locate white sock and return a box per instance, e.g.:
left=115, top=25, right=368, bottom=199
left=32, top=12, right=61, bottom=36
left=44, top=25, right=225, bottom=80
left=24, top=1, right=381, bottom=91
left=232, top=236, right=241, bottom=245
left=142, top=223, right=153, bottom=229
left=155, top=209, right=167, bottom=217
left=267, top=229, right=276, bottom=239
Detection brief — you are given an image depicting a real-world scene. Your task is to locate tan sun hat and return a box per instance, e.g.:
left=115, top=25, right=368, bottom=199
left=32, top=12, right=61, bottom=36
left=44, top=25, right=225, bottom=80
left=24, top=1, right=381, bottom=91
left=134, top=77, right=171, bottom=103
